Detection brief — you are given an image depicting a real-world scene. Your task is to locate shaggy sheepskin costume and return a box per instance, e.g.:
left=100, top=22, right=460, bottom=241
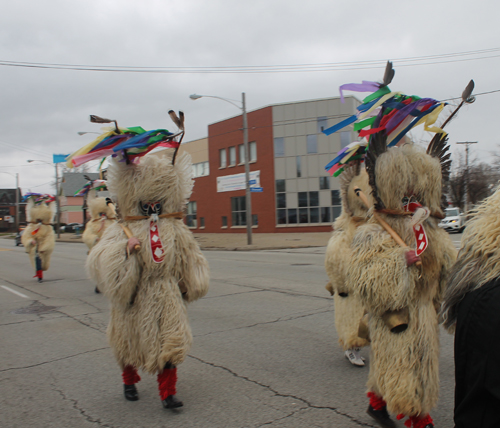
left=346, top=135, right=456, bottom=427
left=21, top=197, right=56, bottom=282
left=324, top=165, right=371, bottom=359
left=82, top=190, right=116, bottom=251
left=87, top=152, right=210, bottom=408
left=440, top=187, right=500, bottom=427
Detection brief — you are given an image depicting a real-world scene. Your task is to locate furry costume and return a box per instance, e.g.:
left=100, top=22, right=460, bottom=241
left=87, top=152, right=209, bottom=407
left=21, top=196, right=56, bottom=282
left=324, top=165, right=371, bottom=355
left=440, top=187, right=500, bottom=427
left=82, top=189, right=116, bottom=251
left=347, top=137, right=457, bottom=425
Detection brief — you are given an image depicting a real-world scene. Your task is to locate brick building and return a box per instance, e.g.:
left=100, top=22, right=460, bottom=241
left=175, top=96, right=361, bottom=233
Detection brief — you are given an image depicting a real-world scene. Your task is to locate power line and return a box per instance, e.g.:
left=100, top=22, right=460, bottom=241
left=1, top=47, right=499, bottom=74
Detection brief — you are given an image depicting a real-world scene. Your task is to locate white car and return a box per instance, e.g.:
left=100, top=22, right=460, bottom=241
left=438, top=207, right=466, bottom=233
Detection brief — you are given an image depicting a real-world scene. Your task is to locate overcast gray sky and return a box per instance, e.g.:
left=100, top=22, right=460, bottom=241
left=0, top=0, right=498, bottom=194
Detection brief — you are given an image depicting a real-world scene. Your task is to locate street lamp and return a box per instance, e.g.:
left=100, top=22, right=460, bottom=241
left=27, top=159, right=61, bottom=238
left=0, top=171, right=20, bottom=233
left=190, top=92, right=252, bottom=245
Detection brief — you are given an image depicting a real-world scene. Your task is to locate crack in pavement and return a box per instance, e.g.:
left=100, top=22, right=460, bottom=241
left=0, top=315, right=67, bottom=327
left=194, top=307, right=332, bottom=338
left=188, top=355, right=377, bottom=428
left=203, top=289, right=266, bottom=300
left=254, top=407, right=309, bottom=427
left=212, top=278, right=331, bottom=302
left=51, top=380, right=116, bottom=428
left=0, top=347, right=108, bottom=372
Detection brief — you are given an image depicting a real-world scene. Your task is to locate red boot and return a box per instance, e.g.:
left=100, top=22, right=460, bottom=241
left=122, top=365, right=141, bottom=401
left=157, top=364, right=183, bottom=409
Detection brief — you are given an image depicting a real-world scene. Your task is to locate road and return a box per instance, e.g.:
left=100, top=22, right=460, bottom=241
left=0, top=234, right=463, bottom=428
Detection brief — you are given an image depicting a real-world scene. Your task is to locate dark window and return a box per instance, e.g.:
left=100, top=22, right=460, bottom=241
left=200, top=217, right=205, bottom=228
left=274, top=137, right=285, bottom=157
left=287, top=209, right=297, bottom=224
left=252, top=214, right=258, bottom=226
left=277, top=209, right=287, bottom=225
left=309, top=191, right=319, bottom=207
left=298, top=192, right=308, bottom=207
left=231, top=196, right=247, bottom=226
left=309, top=208, right=319, bottom=223
left=332, top=206, right=342, bottom=220
left=299, top=208, right=308, bottom=224
left=331, top=190, right=341, bottom=206
left=296, top=156, right=301, bottom=177
left=321, top=207, right=331, bottom=223
left=222, top=216, right=227, bottom=227
left=307, top=134, right=318, bottom=154
left=276, top=179, right=285, bottom=193
left=277, top=193, right=286, bottom=209
left=319, top=177, right=330, bottom=190
left=186, top=201, right=197, bottom=228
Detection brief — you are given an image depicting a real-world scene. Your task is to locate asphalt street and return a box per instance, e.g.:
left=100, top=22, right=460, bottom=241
left=0, top=234, right=463, bottom=428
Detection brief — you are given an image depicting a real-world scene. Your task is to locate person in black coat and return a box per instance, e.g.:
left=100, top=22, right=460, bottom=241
left=441, top=188, right=500, bottom=428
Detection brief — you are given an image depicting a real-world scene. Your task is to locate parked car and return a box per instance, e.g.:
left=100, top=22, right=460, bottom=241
left=15, top=229, right=24, bottom=246
left=61, top=223, right=83, bottom=233
left=438, top=207, right=466, bottom=233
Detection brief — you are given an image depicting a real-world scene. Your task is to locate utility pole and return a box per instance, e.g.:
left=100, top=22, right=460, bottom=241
left=15, top=173, right=19, bottom=233
left=242, top=92, right=252, bottom=245
left=456, top=141, right=478, bottom=214
left=55, top=163, right=61, bottom=238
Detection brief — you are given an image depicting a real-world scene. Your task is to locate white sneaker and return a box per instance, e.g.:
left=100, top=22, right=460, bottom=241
left=345, top=348, right=365, bottom=366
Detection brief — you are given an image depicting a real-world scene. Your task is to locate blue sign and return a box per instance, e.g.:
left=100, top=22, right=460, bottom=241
left=249, top=179, right=257, bottom=185
left=250, top=187, right=263, bottom=192
left=53, top=154, right=70, bottom=163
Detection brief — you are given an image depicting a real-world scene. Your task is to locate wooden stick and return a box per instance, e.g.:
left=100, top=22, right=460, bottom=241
left=119, top=223, right=140, bottom=251
left=354, top=187, right=421, bottom=267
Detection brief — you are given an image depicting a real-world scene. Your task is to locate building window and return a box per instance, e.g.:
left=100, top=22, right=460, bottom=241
left=317, top=117, right=328, bottom=133
left=295, top=192, right=323, bottom=225
left=200, top=217, right=205, bottom=228
left=193, top=161, right=209, bottom=178
left=331, top=190, right=341, bottom=205
left=277, top=209, right=286, bottom=225
left=287, top=209, right=297, bottom=224
left=296, top=156, right=302, bottom=178
left=276, top=179, right=285, bottom=193
left=332, top=189, right=341, bottom=221
left=277, top=193, right=286, bottom=209
left=249, top=141, right=257, bottom=162
left=186, top=201, right=197, bottom=228
left=239, top=144, right=245, bottom=164
left=307, top=134, right=318, bottom=154
left=299, top=208, right=308, bottom=224
left=222, top=216, right=227, bottom=227
left=252, top=214, right=258, bottom=226
left=309, top=191, right=319, bottom=207
left=310, top=207, right=319, bottom=223
left=319, top=176, right=330, bottom=190
left=298, top=192, right=308, bottom=207
left=219, top=149, right=227, bottom=168
left=229, top=146, right=236, bottom=166
left=340, top=131, right=351, bottom=149
left=321, top=207, right=331, bottom=223
left=274, top=137, right=285, bottom=157
left=231, top=196, right=246, bottom=226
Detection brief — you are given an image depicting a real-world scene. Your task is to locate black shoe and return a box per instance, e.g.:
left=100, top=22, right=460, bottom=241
left=124, top=384, right=138, bottom=401
left=162, top=395, right=183, bottom=409
left=95, top=286, right=101, bottom=294
left=367, top=405, right=396, bottom=428
left=38, top=278, right=43, bottom=283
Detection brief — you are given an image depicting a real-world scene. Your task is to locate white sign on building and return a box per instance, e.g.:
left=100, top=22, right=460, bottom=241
left=217, top=170, right=261, bottom=193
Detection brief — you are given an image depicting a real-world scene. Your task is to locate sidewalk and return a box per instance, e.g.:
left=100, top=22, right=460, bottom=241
left=54, top=231, right=332, bottom=251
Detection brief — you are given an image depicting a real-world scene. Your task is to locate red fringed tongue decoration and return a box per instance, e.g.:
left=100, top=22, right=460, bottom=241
left=149, top=220, right=165, bottom=263
left=397, top=414, right=433, bottom=428
left=367, top=391, right=387, bottom=411
left=122, top=365, right=141, bottom=385
left=157, top=367, right=177, bottom=400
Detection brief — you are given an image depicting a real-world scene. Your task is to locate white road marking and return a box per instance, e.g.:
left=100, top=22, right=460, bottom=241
left=1, top=285, right=29, bottom=299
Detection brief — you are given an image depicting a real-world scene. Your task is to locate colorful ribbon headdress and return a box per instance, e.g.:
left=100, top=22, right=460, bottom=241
left=22, top=193, right=56, bottom=205
left=324, top=62, right=474, bottom=177
left=74, top=178, right=108, bottom=197
left=66, top=110, right=185, bottom=169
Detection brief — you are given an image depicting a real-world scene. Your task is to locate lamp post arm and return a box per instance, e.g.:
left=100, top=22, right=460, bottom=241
left=194, top=95, right=242, bottom=110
